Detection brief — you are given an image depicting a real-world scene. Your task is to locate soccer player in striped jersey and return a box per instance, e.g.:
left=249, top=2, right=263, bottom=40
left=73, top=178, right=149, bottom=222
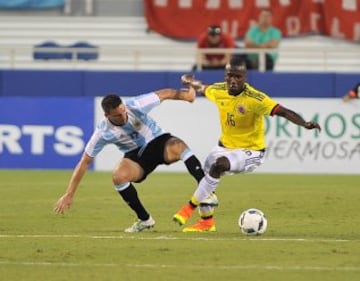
left=54, top=88, right=206, bottom=232
left=173, top=57, right=321, bottom=232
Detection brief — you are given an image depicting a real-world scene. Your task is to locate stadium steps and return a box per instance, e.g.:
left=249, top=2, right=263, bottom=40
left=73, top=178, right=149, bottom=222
left=0, top=16, right=196, bottom=70
left=0, top=16, right=359, bottom=71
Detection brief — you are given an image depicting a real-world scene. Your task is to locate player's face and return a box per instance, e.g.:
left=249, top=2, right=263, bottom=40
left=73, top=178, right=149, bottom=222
left=225, top=69, right=246, bottom=96
left=105, top=104, right=128, bottom=126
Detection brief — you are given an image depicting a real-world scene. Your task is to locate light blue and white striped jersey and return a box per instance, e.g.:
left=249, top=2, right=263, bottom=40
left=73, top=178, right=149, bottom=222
left=85, top=92, right=166, bottom=157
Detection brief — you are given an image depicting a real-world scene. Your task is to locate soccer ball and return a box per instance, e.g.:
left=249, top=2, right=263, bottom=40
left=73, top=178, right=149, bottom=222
left=238, top=208, right=267, bottom=235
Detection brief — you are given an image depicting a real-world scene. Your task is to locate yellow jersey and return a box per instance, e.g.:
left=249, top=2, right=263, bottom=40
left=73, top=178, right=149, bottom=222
left=204, top=82, right=277, bottom=150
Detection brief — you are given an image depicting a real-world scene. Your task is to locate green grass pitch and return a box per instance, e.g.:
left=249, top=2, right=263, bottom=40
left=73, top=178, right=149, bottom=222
left=0, top=170, right=359, bottom=281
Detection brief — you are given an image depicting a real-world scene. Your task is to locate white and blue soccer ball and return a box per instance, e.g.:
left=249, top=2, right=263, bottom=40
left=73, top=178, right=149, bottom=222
left=238, top=208, right=268, bottom=235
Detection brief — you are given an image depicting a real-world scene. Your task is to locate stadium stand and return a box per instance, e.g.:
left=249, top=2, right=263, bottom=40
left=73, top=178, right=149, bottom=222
left=0, top=15, right=359, bottom=71
left=0, top=16, right=195, bottom=70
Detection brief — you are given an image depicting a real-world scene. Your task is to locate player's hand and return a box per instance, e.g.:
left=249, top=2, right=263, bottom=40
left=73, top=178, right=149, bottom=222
left=179, top=87, right=196, bottom=103
left=304, top=121, right=321, bottom=132
left=181, top=74, right=195, bottom=86
left=54, top=193, right=73, bottom=214
left=181, top=74, right=205, bottom=92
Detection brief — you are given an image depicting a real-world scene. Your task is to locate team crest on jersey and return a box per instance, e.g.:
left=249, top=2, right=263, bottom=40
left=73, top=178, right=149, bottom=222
left=133, top=120, right=141, bottom=129
left=238, top=105, right=246, bottom=114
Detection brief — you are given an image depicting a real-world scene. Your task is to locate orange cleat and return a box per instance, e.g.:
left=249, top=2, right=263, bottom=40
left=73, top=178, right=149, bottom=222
left=173, top=204, right=195, bottom=225
left=182, top=218, right=216, bottom=232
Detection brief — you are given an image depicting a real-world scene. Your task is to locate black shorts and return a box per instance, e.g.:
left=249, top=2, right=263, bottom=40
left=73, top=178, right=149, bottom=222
left=124, top=133, right=174, bottom=183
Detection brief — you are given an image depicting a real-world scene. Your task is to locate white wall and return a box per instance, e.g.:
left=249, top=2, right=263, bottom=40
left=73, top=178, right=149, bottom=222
left=94, top=97, right=360, bottom=174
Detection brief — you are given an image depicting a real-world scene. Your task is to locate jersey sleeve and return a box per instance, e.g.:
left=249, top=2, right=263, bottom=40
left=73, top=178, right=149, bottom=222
left=204, top=86, right=215, bottom=101
left=204, top=84, right=220, bottom=102
left=84, top=128, right=107, bottom=158
left=126, top=92, right=161, bottom=113
left=253, top=92, right=278, bottom=116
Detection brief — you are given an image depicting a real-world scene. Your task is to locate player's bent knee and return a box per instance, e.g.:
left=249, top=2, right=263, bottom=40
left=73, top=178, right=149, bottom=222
left=112, top=170, right=129, bottom=185
left=166, top=137, right=188, bottom=160
left=210, top=156, right=230, bottom=177
left=167, top=137, right=187, bottom=150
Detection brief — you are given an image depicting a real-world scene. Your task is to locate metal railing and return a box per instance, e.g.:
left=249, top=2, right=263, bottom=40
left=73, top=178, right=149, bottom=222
left=194, top=48, right=270, bottom=71
left=1, top=45, right=359, bottom=72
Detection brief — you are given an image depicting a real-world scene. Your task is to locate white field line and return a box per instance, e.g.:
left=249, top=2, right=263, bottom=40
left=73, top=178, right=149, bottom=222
left=0, top=234, right=355, bottom=242
left=0, top=260, right=359, bottom=272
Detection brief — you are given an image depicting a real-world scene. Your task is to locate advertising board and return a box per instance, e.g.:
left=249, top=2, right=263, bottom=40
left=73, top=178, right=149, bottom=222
left=0, top=97, right=94, bottom=169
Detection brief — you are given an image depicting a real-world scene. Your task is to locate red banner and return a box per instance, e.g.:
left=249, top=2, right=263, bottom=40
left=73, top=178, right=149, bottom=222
left=144, top=0, right=360, bottom=42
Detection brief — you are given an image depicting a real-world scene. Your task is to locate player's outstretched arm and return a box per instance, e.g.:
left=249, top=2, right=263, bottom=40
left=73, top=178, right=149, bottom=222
left=155, top=88, right=196, bottom=103
left=54, top=152, right=93, bottom=214
left=274, top=106, right=321, bottom=132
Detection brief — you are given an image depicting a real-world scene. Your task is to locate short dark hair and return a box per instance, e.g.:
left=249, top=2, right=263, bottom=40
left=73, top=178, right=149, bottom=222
left=226, top=57, right=247, bottom=71
left=208, top=25, right=222, bottom=36
left=101, top=94, right=122, bottom=113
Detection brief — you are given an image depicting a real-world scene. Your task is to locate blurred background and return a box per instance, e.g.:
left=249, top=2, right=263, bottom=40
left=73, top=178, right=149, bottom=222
left=0, top=0, right=359, bottom=173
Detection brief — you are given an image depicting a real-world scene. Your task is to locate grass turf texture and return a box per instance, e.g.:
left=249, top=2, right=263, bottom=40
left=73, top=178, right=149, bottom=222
left=0, top=170, right=359, bottom=281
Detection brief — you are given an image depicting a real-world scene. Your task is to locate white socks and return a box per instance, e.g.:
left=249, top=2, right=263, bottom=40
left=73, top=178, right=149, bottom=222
left=193, top=174, right=220, bottom=203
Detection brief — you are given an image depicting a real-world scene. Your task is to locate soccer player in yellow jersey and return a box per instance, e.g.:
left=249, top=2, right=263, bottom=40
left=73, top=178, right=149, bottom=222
left=173, top=57, right=321, bottom=232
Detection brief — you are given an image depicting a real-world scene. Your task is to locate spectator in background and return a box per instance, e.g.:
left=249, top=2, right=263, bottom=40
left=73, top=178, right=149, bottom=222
left=342, top=82, right=360, bottom=102
left=244, top=9, right=282, bottom=71
left=194, top=25, right=235, bottom=70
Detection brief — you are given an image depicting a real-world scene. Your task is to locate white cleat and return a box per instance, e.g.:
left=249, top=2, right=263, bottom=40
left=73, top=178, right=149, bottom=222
left=124, top=216, right=155, bottom=233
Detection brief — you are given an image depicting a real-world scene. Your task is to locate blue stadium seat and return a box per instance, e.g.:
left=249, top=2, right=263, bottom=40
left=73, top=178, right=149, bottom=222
left=69, top=41, right=99, bottom=61
left=33, top=41, right=72, bottom=60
